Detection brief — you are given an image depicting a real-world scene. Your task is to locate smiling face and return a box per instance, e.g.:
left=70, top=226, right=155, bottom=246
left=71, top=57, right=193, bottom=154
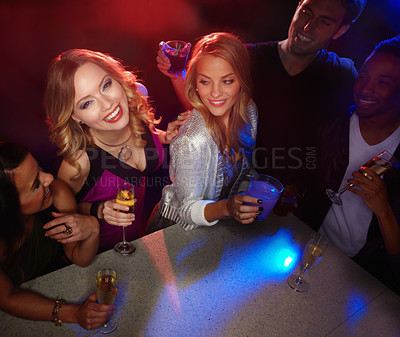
left=287, top=0, right=349, bottom=56
left=72, top=62, right=129, bottom=131
left=354, top=52, right=400, bottom=120
left=196, top=55, right=241, bottom=124
left=13, top=154, right=54, bottom=215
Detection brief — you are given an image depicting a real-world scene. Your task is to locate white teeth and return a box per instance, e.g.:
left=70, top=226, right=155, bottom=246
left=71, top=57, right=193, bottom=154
left=360, top=98, right=377, bottom=105
left=211, top=100, right=225, bottom=104
left=298, top=34, right=311, bottom=42
left=105, top=106, right=120, bottom=121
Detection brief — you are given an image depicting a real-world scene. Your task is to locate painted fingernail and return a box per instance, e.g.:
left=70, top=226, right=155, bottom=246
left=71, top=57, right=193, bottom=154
left=257, top=211, right=261, bottom=216
left=257, top=199, right=263, bottom=204
left=258, top=207, right=264, bottom=211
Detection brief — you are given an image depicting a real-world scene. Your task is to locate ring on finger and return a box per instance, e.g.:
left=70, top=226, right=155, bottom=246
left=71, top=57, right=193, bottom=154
left=63, top=224, right=73, bottom=236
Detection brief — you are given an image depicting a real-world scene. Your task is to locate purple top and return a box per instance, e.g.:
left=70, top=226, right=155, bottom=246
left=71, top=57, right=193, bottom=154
left=76, top=127, right=164, bottom=252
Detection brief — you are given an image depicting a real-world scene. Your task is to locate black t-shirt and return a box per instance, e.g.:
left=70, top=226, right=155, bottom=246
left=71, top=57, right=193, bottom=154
left=4, top=206, right=67, bottom=285
left=246, top=41, right=357, bottom=190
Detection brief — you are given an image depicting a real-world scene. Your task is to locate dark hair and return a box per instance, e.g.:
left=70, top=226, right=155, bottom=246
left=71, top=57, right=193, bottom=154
left=341, top=0, right=367, bottom=25
left=298, top=0, right=366, bottom=25
left=373, top=35, right=400, bottom=59
left=0, top=141, right=29, bottom=266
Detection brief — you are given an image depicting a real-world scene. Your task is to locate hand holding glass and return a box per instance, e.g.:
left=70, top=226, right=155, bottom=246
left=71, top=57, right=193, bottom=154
left=96, top=269, right=118, bottom=334
left=162, top=40, right=191, bottom=73
left=114, top=182, right=136, bottom=255
left=326, top=150, right=398, bottom=206
left=246, top=174, right=283, bottom=220
left=287, top=233, right=328, bottom=292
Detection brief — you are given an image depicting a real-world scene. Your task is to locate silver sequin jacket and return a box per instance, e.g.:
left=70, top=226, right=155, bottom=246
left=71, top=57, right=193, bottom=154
left=159, top=100, right=258, bottom=230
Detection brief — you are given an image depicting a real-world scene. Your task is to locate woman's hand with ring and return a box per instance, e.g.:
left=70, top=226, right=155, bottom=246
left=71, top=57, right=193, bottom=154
left=43, top=212, right=100, bottom=243
left=226, top=194, right=262, bottom=224
left=63, top=224, right=73, bottom=236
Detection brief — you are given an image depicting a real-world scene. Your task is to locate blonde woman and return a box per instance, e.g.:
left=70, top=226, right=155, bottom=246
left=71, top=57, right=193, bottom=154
left=148, top=32, right=261, bottom=232
left=46, top=49, right=187, bottom=252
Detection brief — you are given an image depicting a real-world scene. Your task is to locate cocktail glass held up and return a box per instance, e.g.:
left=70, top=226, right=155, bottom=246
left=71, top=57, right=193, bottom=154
left=162, top=40, right=191, bottom=73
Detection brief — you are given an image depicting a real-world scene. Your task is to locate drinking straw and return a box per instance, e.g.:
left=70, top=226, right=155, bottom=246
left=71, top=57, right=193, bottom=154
left=176, top=44, right=181, bottom=55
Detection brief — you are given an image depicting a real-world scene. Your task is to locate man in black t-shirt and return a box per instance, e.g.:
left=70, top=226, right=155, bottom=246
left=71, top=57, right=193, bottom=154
left=247, top=41, right=357, bottom=189
left=245, top=0, right=366, bottom=192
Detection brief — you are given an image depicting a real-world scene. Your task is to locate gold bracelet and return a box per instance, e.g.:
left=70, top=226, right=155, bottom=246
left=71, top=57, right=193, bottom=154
left=52, top=298, right=66, bottom=326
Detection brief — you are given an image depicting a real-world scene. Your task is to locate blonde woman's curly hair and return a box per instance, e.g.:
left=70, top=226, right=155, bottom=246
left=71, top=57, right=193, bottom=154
left=184, top=32, right=252, bottom=162
left=45, top=49, right=158, bottom=178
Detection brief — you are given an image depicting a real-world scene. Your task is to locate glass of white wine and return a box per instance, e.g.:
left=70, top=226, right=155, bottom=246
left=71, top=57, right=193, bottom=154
left=326, top=150, right=398, bottom=206
left=287, top=233, right=328, bottom=292
left=96, top=269, right=118, bottom=334
left=114, top=182, right=136, bottom=255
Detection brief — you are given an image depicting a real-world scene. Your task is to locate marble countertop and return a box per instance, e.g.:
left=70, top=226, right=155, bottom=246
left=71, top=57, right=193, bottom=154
left=1, top=213, right=399, bottom=337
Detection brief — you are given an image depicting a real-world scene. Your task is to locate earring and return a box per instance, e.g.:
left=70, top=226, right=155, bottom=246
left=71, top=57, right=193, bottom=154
left=195, top=88, right=198, bottom=92
left=78, top=120, right=84, bottom=125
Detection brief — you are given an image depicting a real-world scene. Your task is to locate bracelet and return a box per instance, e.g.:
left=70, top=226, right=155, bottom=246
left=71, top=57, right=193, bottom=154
left=90, top=200, right=104, bottom=220
left=52, top=298, right=65, bottom=326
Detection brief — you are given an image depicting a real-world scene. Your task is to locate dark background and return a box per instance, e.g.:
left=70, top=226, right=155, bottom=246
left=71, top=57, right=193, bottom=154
left=0, top=0, right=399, bottom=172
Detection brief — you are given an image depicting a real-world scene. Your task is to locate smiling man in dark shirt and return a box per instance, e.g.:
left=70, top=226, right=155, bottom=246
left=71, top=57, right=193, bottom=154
left=247, top=0, right=366, bottom=194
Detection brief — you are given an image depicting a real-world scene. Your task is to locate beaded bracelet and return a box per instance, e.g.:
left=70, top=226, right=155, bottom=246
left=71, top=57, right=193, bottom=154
left=52, top=298, right=65, bottom=326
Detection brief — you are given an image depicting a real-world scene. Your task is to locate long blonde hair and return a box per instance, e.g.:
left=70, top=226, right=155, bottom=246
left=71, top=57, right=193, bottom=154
left=185, top=32, right=252, bottom=161
left=45, top=49, right=158, bottom=176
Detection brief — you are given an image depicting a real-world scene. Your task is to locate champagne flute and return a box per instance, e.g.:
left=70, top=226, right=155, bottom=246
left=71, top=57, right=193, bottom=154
left=114, top=182, right=136, bottom=255
left=96, top=269, right=118, bottom=334
left=287, top=233, right=328, bottom=292
left=326, top=150, right=398, bottom=206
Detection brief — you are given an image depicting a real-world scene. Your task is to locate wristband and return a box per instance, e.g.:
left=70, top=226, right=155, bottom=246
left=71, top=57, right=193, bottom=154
left=90, top=200, right=104, bottom=220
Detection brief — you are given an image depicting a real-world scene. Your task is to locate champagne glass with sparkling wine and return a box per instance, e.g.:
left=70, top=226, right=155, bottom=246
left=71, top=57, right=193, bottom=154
left=96, top=269, right=118, bottom=334
left=326, top=150, right=398, bottom=206
left=287, top=233, right=328, bottom=292
left=114, top=182, right=136, bottom=255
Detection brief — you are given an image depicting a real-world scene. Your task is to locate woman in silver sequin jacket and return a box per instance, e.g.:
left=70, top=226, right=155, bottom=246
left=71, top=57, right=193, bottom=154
left=148, top=32, right=262, bottom=232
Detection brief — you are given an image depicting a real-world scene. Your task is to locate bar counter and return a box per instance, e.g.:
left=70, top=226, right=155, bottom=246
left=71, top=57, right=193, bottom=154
left=1, top=213, right=399, bottom=336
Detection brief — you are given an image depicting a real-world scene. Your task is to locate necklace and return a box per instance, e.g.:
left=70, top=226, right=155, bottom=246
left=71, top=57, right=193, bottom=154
left=92, top=132, right=133, bottom=162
